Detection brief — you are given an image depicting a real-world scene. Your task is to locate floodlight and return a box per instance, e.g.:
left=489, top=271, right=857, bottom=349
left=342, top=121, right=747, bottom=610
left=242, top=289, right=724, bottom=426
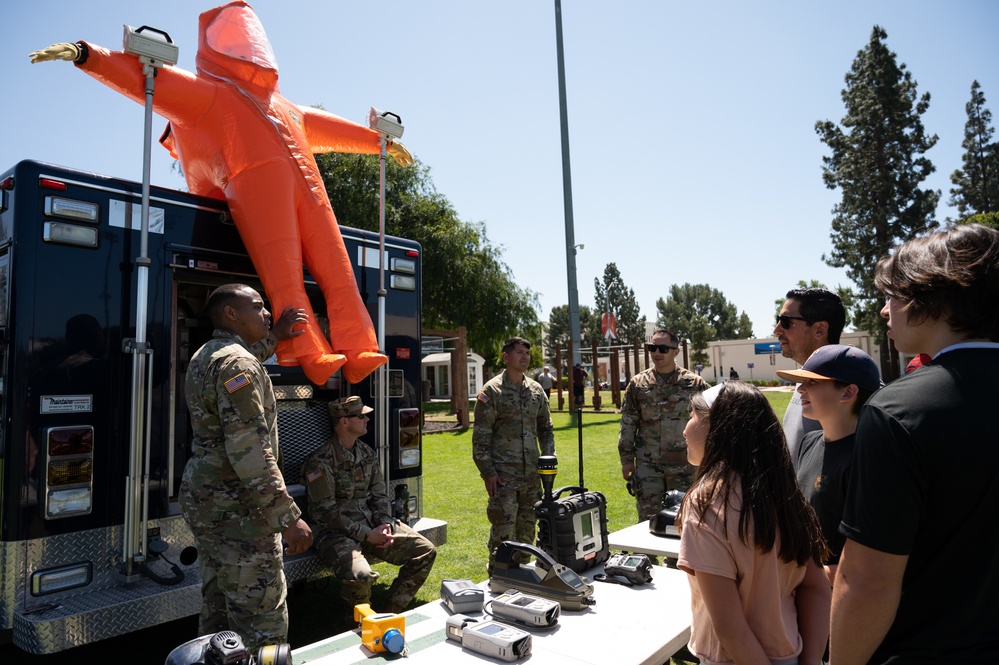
left=123, top=25, right=178, bottom=67
left=368, top=107, right=404, bottom=140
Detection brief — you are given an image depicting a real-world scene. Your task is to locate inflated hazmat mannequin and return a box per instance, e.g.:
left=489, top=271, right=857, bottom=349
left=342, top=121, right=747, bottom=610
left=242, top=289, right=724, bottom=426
left=30, top=1, right=413, bottom=385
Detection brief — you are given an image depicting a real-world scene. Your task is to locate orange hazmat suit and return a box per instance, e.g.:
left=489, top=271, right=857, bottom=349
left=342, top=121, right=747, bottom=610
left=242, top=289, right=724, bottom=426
left=39, top=2, right=406, bottom=385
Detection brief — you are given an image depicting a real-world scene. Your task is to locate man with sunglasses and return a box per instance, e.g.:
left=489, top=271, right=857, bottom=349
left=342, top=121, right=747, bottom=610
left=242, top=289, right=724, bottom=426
left=773, top=288, right=846, bottom=463
left=618, top=329, right=709, bottom=522
left=300, top=396, right=437, bottom=615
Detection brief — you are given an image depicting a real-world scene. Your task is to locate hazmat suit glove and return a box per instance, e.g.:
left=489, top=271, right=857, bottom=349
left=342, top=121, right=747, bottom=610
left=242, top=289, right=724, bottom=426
left=29, top=42, right=82, bottom=64
left=387, top=141, right=414, bottom=167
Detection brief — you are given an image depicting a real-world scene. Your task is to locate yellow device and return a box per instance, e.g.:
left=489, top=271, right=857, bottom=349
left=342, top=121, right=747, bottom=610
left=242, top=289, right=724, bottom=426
left=353, top=603, right=406, bottom=654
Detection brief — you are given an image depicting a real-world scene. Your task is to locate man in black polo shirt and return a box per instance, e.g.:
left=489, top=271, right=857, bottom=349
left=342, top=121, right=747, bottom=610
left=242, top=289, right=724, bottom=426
left=830, top=224, right=999, bottom=663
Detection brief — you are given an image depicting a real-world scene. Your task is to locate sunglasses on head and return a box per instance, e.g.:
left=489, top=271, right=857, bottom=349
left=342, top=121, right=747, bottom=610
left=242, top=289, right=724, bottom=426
left=775, top=314, right=810, bottom=329
left=646, top=343, right=677, bottom=353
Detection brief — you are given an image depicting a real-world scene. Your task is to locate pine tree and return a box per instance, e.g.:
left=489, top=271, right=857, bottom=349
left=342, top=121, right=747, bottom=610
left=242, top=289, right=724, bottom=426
left=593, top=263, right=647, bottom=345
left=949, top=80, right=999, bottom=218
left=816, top=25, right=939, bottom=363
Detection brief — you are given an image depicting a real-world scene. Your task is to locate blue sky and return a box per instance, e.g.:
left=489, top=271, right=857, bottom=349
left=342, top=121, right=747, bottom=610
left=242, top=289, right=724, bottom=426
left=3, top=1, right=996, bottom=338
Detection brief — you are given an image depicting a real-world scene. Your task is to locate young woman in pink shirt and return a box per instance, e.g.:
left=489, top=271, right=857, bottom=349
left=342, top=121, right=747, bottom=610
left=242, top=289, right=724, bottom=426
left=677, top=381, right=830, bottom=665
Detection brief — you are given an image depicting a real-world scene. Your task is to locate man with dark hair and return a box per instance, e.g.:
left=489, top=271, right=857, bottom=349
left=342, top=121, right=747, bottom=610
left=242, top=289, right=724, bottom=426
left=181, top=284, right=313, bottom=650
left=472, top=336, right=555, bottom=569
left=301, top=396, right=436, bottom=615
left=831, top=224, right=999, bottom=663
left=773, top=287, right=846, bottom=461
left=618, top=328, right=708, bottom=521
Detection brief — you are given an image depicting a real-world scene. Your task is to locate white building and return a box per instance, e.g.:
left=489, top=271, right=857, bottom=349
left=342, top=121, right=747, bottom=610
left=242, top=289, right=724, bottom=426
left=422, top=351, right=484, bottom=399
left=704, top=331, right=896, bottom=384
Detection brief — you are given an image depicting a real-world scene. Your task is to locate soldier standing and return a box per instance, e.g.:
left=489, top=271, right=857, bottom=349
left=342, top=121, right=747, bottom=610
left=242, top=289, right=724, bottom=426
left=300, top=396, right=437, bottom=615
left=618, top=328, right=708, bottom=522
left=473, top=337, right=555, bottom=569
left=180, top=284, right=313, bottom=650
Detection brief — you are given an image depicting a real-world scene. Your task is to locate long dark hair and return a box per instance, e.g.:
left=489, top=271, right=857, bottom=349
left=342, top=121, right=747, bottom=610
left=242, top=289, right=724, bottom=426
left=678, top=382, right=826, bottom=566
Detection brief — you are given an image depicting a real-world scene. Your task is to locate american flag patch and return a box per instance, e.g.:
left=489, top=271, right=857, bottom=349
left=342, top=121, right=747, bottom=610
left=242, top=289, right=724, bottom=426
left=307, top=469, right=323, bottom=483
left=224, top=373, right=251, bottom=394
left=477, top=392, right=489, bottom=403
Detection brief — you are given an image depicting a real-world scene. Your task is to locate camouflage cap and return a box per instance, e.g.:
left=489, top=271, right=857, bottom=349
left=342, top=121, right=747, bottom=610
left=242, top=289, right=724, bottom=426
left=328, top=396, right=374, bottom=420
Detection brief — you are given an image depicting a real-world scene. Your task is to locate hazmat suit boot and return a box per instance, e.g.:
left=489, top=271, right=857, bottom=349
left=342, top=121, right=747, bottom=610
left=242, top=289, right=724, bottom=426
left=342, top=350, right=389, bottom=385
left=299, top=353, right=348, bottom=386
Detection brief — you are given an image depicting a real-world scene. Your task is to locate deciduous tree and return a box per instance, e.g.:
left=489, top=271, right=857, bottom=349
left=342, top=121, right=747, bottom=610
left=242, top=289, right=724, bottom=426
left=315, top=152, right=539, bottom=367
left=655, top=283, right=753, bottom=367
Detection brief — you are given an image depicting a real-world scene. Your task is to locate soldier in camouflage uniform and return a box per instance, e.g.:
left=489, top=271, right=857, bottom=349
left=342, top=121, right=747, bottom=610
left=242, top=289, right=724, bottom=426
left=618, top=329, right=709, bottom=521
left=473, top=337, right=555, bottom=569
left=301, top=396, right=436, bottom=615
left=180, top=284, right=313, bottom=650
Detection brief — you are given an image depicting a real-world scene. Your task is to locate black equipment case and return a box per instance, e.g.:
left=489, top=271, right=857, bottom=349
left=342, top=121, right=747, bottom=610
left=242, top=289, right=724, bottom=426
left=534, top=410, right=610, bottom=573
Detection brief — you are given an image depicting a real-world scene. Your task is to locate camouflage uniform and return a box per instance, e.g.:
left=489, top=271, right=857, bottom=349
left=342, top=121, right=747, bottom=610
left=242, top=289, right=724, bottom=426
left=180, top=331, right=301, bottom=650
left=618, top=365, right=708, bottom=521
left=301, top=435, right=436, bottom=612
left=472, top=371, right=555, bottom=566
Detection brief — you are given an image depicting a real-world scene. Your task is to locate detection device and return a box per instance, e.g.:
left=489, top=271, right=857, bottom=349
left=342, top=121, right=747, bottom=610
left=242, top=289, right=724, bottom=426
left=489, top=589, right=560, bottom=628
left=534, top=435, right=610, bottom=574
left=446, top=614, right=532, bottom=662
left=353, top=603, right=405, bottom=654
left=441, top=578, right=485, bottom=614
left=489, top=541, right=595, bottom=611
left=601, top=553, right=655, bottom=586
left=650, top=490, right=685, bottom=537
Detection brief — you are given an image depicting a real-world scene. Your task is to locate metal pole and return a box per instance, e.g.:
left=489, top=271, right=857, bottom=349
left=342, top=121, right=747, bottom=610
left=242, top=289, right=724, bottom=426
left=554, top=0, right=582, bottom=368
left=123, top=61, right=156, bottom=580
left=377, top=137, right=390, bottom=487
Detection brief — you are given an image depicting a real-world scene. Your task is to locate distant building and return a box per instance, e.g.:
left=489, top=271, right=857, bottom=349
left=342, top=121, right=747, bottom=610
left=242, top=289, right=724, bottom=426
left=704, top=331, right=891, bottom=384
left=422, top=351, right=484, bottom=398
left=585, top=329, right=907, bottom=386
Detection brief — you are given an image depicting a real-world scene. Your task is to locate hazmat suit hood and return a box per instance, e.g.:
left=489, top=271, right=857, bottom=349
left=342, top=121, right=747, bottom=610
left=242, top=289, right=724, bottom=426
left=196, top=1, right=278, bottom=98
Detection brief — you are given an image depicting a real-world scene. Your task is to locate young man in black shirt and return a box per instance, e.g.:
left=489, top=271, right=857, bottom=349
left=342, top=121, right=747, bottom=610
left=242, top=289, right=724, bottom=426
left=831, top=224, right=999, bottom=664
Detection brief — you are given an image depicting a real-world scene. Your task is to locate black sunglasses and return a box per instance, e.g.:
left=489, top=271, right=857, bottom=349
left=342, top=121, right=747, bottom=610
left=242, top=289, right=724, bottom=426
left=646, top=343, right=677, bottom=353
left=775, top=314, right=810, bottom=329
left=344, top=413, right=368, bottom=419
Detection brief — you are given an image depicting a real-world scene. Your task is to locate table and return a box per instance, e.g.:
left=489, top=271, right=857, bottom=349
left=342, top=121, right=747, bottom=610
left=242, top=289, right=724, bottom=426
left=608, top=520, right=681, bottom=561
left=292, top=562, right=691, bottom=664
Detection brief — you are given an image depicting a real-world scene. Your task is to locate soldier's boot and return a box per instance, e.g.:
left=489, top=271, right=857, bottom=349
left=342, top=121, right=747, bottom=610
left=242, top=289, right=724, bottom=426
left=342, top=576, right=377, bottom=622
